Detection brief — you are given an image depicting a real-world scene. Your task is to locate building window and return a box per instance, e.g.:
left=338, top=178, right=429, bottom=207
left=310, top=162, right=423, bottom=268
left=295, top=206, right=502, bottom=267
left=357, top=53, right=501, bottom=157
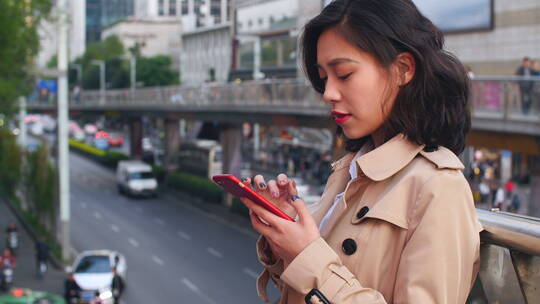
left=269, top=16, right=275, bottom=24
left=170, top=0, right=177, bottom=15
left=247, top=20, right=252, bottom=28
left=158, top=0, right=165, bottom=15
left=181, top=0, right=188, bottom=14
left=258, top=17, right=263, bottom=26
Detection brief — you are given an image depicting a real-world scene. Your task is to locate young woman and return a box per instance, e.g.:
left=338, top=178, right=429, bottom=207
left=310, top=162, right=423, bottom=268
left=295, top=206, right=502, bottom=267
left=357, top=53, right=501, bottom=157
left=240, top=0, right=483, bottom=303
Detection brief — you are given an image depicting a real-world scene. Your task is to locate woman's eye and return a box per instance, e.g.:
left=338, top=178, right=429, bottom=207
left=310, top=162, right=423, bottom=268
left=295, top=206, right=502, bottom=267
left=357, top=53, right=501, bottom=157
left=338, top=73, right=352, bottom=80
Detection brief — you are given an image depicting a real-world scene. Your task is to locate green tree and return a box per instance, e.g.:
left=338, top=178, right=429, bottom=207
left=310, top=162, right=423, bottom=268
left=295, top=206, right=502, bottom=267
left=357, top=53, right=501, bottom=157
left=137, top=55, right=179, bottom=87
left=0, top=128, right=22, bottom=198
left=0, top=0, right=52, bottom=116
left=77, top=35, right=129, bottom=90
left=26, top=145, right=56, bottom=229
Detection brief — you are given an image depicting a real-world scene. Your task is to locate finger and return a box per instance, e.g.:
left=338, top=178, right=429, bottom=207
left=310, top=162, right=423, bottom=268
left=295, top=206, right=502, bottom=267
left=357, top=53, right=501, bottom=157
left=253, top=174, right=267, bottom=190
left=288, top=179, right=298, bottom=197
left=249, top=210, right=274, bottom=236
left=247, top=197, right=284, bottom=227
left=241, top=177, right=252, bottom=186
left=277, top=173, right=289, bottom=188
left=289, top=194, right=311, bottom=222
left=267, top=180, right=280, bottom=198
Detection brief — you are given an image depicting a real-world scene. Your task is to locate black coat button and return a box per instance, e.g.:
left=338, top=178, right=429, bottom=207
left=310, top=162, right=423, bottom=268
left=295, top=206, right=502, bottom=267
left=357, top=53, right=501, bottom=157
left=356, top=206, right=369, bottom=219
left=342, top=238, right=357, bottom=255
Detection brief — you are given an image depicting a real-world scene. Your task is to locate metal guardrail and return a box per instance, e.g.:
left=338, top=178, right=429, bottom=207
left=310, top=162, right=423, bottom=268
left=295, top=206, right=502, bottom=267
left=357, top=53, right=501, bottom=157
left=27, top=77, right=540, bottom=129
left=472, top=208, right=540, bottom=303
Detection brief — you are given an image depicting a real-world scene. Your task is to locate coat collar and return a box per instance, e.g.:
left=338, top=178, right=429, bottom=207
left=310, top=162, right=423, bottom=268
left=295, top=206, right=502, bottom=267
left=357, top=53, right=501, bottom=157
left=356, top=134, right=423, bottom=181
left=356, top=134, right=464, bottom=181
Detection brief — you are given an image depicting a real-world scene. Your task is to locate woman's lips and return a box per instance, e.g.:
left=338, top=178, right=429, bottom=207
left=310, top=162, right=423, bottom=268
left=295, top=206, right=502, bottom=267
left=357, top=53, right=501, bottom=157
left=331, top=111, right=352, bottom=125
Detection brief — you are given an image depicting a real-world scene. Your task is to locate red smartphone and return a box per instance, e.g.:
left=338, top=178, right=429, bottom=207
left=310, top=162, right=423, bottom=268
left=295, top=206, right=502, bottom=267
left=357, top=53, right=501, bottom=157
left=212, top=174, right=295, bottom=221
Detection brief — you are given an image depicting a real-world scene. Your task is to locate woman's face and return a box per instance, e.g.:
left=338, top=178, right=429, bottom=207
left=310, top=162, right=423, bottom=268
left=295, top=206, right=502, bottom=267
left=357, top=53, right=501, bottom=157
left=317, top=28, right=399, bottom=141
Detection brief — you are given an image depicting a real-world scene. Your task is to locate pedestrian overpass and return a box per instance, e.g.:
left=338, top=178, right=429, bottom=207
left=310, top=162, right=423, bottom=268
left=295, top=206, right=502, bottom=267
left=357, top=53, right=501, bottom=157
left=28, top=77, right=540, bottom=154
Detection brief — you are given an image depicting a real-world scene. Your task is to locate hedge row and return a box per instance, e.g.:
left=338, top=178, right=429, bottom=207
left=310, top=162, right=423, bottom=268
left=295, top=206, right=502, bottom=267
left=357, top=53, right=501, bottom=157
left=164, top=172, right=249, bottom=216
left=165, top=172, right=223, bottom=203
left=69, top=139, right=129, bottom=168
left=69, top=139, right=250, bottom=217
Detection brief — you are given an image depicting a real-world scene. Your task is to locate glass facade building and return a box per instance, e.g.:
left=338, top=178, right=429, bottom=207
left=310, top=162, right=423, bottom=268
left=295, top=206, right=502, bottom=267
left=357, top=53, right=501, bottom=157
left=86, top=0, right=135, bottom=43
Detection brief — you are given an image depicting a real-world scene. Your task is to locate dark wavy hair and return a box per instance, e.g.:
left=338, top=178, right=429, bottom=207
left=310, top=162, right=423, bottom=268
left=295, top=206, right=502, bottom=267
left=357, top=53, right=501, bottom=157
left=301, top=0, right=471, bottom=154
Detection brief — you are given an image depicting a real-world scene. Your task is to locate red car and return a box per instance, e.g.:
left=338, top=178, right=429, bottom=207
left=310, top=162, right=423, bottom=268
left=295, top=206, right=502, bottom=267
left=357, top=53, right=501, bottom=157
left=108, top=133, right=124, bottom=147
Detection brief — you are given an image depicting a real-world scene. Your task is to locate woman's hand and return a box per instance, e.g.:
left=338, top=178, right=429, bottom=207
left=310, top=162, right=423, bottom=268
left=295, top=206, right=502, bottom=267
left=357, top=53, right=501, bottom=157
left=241, top=175, right=320, bottom=264
left=242, top=174, right=297, bottom=218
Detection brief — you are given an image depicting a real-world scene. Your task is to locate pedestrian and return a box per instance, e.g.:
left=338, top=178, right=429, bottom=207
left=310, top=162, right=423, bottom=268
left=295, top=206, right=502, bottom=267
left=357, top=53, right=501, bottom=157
left=239, top=1, right=482, bottom=303
left=35, top=238, right=49, bottom=278
left=510, top=193, right=521, bottom=212
left=504, top=179, right=515, bottom=199
left=64, top=272, right=82, bottom=303
left=532, top=60, right=540, bottom=112
left=493, top=183, right=505, bottom=210
left=515, top=57, right=534, bottom=114
left=479, top=180, right=490, bottom=204
left=111, top=268, right=124, bottom=304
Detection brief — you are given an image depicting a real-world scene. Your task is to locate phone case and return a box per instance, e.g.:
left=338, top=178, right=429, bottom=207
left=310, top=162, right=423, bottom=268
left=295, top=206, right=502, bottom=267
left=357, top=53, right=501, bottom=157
left=212, top=174, right=294, bottom=221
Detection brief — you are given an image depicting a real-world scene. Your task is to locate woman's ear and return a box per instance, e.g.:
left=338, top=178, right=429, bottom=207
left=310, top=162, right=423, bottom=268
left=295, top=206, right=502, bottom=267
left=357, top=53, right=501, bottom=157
left=395, top=52, right=416, bottom=86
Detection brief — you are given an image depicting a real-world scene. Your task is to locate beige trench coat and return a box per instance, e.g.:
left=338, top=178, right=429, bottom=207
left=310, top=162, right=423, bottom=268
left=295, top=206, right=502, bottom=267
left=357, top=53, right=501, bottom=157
left=256, top=134, right=483, bottom=304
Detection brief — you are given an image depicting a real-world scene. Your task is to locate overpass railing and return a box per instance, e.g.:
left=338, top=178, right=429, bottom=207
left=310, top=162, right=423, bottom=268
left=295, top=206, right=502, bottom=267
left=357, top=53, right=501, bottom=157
left=29, top=76, right=540, bottom=119
left=72, top=79, right=325, bottom=111
left=471, top=209, right=540, bottom=303
left=471, top=76, right=540, bottom=121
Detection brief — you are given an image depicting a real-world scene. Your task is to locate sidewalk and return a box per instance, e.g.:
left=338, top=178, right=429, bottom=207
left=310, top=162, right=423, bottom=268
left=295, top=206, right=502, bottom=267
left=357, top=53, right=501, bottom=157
left=0, top=199, right=65, bottom=296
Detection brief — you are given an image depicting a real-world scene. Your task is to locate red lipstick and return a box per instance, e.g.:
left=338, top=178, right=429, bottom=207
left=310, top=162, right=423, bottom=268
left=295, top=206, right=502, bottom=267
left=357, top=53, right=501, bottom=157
left=331, top=111, right=352, bottom=125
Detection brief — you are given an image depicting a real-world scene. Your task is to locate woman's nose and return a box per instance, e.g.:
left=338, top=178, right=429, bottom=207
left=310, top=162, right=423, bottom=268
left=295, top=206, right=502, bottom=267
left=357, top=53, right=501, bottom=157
left=322, top=80, right=341, bottom=104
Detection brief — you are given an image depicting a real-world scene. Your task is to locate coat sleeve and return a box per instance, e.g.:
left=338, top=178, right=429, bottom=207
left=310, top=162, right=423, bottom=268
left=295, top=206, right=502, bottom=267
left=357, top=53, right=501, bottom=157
left=278, top=171, right=481, bottom=304
left=256, top=236, right=286, bottom=302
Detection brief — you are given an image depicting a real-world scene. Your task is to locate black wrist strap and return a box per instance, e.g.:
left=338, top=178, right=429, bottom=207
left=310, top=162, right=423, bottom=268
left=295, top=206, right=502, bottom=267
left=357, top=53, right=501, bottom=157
left=305, top=288, right=331, bottom=304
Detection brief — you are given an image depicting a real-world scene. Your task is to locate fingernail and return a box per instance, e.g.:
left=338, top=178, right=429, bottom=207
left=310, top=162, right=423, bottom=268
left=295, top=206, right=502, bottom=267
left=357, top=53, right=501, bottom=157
left=259, top=182, right=267, bottom=188
left=290, top=195, right=300, bottom=202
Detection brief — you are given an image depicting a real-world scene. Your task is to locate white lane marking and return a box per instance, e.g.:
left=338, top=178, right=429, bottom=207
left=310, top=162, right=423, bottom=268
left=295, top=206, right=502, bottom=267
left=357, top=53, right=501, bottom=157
left=178, top=230, right=192, bottom=240
left=182, top=278, right=199, bottom=292
left=128, top=238, right=139, bottom=248
left=207, top=247, right=223, bottom=259
left=181, top=278, right=217, bottom=304
left=161, top=192, right=258, bottom=239
left=242, top=267, right=259, bottom=279
left=80, top=202, right=87, bottom=209
left=152, top=255, right=164, bottom=266
left=111, top=224, right=120, bottom=233
left=154, top=217, right=165, bottom=226
left=135, top=207, right=143, bottom=214
left=93, top=211, right=103, bottom=220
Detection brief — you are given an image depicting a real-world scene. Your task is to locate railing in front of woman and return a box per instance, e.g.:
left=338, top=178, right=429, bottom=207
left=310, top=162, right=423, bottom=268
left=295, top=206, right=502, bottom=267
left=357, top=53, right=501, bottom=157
left=468, top=208, right=540, bottom=303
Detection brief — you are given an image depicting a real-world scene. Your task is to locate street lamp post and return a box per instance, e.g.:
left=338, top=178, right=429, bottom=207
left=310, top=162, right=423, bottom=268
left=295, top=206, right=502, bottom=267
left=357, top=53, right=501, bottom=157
left=91, top=60, right=105, bottom=104
left=122, top=56, right=137, bottom=93
left=57, top=0, right=71, bottom=262
left=70, top=63, right=82, bottom=85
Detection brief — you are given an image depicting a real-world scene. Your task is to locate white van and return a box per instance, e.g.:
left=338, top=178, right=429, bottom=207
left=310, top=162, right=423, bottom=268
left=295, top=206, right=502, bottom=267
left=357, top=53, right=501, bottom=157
left=116, top=160, right=158, bottom=197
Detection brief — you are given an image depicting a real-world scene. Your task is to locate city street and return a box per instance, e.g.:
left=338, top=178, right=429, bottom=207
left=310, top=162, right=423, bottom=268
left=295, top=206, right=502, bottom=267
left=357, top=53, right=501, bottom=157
left=68, top=151, right=279, bottom=303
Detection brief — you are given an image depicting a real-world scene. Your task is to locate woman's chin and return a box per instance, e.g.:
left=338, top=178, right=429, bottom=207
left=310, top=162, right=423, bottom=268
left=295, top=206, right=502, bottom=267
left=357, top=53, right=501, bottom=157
left=342, top=127, right=370, bottom=140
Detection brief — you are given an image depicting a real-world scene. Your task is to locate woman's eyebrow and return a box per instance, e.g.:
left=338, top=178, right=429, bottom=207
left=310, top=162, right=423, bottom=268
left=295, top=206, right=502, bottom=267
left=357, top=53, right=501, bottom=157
left=316, top=57, right=359, bottom=69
